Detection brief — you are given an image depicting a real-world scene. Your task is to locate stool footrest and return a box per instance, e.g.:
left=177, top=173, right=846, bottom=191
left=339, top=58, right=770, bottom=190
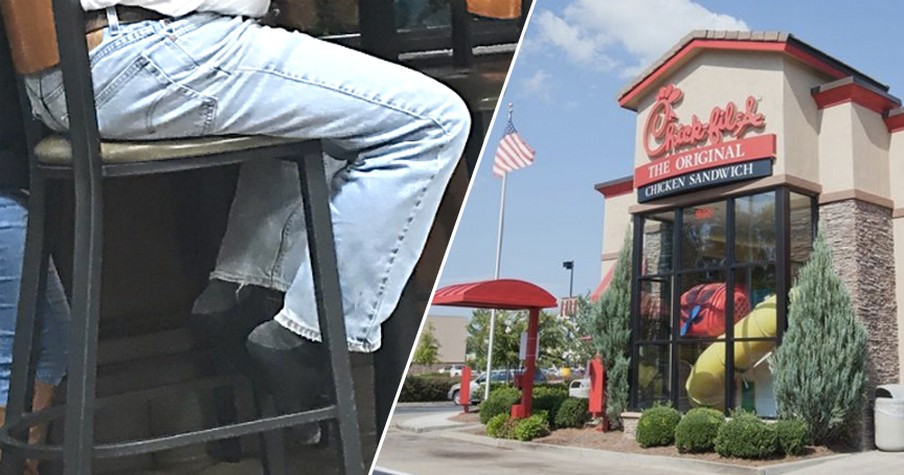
left=0, top=405, right=337, bottom=460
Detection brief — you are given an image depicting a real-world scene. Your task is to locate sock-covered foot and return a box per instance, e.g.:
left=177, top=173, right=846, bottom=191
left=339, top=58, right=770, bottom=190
left=190, top=280, right=268, bottom=375
left=246, top=320, right=328, bottom=445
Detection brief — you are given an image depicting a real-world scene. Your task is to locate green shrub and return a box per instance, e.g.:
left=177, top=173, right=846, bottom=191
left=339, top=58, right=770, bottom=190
left=675, top=408, right=724, bottom=453
left=513, top=414, right=550, bottom=441
left=479, top=387, right=521, bottom=424
left=555, top=398, right=590, bottom=428
left=636, top=405, right=681, bottom=448
left=772, top=229, right=868, bottom=444
left=398, top=374, right=459, bottom=402
left=497, top=416, right=519, bottom=439
left=715, top=411, right=777, bottom=459
left=775, top=419, right=809, bottom=455
left=533, top=386, right=568, bottom=427
left=485, top=413, right=509, bottom=438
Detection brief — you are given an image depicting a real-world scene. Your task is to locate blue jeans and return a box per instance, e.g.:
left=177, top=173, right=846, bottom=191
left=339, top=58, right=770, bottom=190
left=25, top=12, right=469, bottom=352
left=0, top=193, right=70, bottom=404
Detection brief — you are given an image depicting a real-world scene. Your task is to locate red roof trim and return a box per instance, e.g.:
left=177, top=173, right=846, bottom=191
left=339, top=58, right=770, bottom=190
left=589, top=262, right=617, bottom=302
left=886, top=109, right=904, bottom=133
left=619, top=40, right=849, bottom=110
left=813, top=82, right=901, bottom=115
left=595, top=178, right=634, bottom=198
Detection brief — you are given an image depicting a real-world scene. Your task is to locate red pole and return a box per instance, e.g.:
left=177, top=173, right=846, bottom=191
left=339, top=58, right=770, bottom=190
left=520, top=308, right=540, bottom=417
left=461, top=366, right=472, bottom=414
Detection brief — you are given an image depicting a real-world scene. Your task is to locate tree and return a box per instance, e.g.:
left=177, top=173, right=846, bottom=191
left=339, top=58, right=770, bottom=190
left=412, top=322, right=441, bottom=366
left=578, top=232, right=632, bottom=429
left=466, top=309, right=585, bottom=371
left=771, top=227, right=867, bottom=444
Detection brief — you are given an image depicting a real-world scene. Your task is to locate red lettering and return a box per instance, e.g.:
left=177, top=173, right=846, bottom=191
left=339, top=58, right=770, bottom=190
left=643, top=85, right=765, bottom=159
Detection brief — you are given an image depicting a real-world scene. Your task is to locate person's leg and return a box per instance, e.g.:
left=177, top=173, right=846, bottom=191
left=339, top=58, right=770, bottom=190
left=70, top=14, right=469, bottom=351
left=24, top=11, right=468, bottom=412
left=0, top=193, right=70, bottom=474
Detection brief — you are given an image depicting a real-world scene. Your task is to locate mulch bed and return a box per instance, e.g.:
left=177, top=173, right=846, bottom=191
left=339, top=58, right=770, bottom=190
left=448, top=412, right=481, bottom=424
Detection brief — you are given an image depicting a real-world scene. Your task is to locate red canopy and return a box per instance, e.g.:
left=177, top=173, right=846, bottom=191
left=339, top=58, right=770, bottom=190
left=432, top=279, right=557, bottom=310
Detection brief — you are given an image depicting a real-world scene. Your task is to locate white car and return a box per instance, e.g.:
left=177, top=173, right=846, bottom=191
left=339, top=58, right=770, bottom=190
left=439, top=365, right=465, bottom=377
left=569, top=378, right=590, bottom=399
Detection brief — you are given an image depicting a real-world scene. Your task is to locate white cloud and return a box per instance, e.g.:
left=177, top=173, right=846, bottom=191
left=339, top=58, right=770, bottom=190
left=523, top=69, right=551, bottom=94
left=534, top=0, right=749, bottom=77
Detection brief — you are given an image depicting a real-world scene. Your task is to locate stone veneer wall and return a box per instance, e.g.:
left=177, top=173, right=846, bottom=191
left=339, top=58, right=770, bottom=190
left=820, top=199, right=900, bottom=448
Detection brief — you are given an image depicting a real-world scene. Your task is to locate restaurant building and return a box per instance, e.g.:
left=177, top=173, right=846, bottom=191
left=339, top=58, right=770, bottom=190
left=595, top=31, right=903, bottom=427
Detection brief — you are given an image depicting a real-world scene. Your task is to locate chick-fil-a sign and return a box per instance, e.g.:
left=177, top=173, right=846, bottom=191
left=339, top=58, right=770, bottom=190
left=644, top=84, right=766, bottom=158
left=635, top=84, right=776, bottom=197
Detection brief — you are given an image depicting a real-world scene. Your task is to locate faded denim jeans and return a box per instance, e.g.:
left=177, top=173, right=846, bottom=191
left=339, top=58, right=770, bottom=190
left=25, top=11, right=469, bottom=352
left=0, top=193, right=70, bottom=404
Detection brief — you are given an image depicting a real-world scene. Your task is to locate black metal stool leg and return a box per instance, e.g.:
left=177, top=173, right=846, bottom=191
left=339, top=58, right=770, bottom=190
left=254, top=388, right=288, bottom=475
left=295, top=142, right=365, bottom=475
left=0, top=177, right=51, bottom=475
left=62, top=172, right=104, bottom=474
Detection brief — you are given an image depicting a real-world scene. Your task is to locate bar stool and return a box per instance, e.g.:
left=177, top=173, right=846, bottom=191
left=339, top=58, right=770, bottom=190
left=0, top=1, right=364, bottom=474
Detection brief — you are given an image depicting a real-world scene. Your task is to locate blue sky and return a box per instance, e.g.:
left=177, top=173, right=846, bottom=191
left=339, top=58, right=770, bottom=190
left=434, top=0, right=904, bottom=316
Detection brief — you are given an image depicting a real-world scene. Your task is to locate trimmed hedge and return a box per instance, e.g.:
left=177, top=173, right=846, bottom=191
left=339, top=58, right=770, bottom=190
left=675, top=408, right=725, bottom=453
left=776, top=419, right=809, bottom=456
left=636, top=405, right=681, bottom=448
left=715, top=411, right=777, bottom=459
left=398, top=373, right=458, bottom=402
left=533, top=386, right=568, bottom=427
left=513, top=413, right=550, bottom=441
left=555, top=398, right=590, bottom=428
left=479, top=387, right=521, bottom=424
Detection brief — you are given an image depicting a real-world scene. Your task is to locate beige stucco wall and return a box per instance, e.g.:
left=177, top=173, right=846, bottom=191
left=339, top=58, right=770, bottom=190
left=601, top=191, right=635, bottom=273
left=817, top=103, right=892, bottom=199
left=891, top=131, right=904, bottom=381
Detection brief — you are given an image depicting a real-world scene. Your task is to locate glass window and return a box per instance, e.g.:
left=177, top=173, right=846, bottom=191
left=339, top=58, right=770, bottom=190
left=677, top=341, right=722, bottom=412
left=681, top=202, right=727, bottom=270
left=790, top=192, right=814, bottom=271
left=638, top=278, right=671, bottom=342
left=734, top=192, right=776, bottom=263
left=678, top=271, right=729, bottom=339
left=642, top=212, right=674, bottom=275
left=632, top=188, right=814, bottom=414
left=635, top=344, right=671, bottom=409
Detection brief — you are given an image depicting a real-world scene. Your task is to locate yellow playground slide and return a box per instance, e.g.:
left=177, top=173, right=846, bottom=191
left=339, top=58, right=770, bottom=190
left=685, top=296, right=778, bottom=408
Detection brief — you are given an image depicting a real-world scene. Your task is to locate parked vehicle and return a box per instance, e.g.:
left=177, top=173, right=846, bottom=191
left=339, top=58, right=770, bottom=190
left=447, top=369, right=547, bottom=405
left=439, top=364, right=465, bottom=377
left=569, top=378, right=590, bottom=399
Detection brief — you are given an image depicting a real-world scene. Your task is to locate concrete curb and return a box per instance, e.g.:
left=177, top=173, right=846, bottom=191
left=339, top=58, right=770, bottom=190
left=394, top=420, right=482, bottom=433
left=394, top=401, right=458, bottom=408
left=439, top=431, right=852, bottom=475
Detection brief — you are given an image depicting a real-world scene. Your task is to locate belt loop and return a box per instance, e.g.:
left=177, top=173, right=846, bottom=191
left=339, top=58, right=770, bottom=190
left=105, top=6, right=121, bottom=35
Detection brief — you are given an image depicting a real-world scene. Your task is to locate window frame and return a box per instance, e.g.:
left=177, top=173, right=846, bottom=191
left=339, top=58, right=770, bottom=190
left=629, top=186, right=817, bottom=413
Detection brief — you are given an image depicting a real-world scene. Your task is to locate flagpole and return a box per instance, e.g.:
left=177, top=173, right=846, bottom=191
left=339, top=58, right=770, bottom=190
left=485, top=103, right=513, bottom=401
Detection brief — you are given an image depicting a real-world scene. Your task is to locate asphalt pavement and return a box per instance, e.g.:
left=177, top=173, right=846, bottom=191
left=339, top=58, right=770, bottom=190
left=373, top=404, right=904, bottom=475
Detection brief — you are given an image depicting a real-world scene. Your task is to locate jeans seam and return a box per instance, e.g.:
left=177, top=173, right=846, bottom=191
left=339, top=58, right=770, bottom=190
left=359, top=141, right=447, bottom=344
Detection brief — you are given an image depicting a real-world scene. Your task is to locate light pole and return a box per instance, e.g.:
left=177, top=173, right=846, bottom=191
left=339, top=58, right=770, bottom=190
left=562, top=260, right=574, bottom=298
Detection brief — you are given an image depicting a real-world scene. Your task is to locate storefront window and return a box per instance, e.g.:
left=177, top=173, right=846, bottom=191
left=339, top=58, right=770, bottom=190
left=631, top=187, right=814, bottom=416
left=681, top=202, right=727, bottom=270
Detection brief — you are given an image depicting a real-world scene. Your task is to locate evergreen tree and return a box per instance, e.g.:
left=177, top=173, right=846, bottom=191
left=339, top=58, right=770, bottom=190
left=413, top=322, right=441, bottom=366
left=771, top=228, right=867, bottom=444
left=579, top=232, right=632, bottom=429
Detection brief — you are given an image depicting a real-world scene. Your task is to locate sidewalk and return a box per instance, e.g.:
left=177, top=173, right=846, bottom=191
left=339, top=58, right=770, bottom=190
left=390, top=409, right=904, bottom=474
left=392, top=408, right=479, bottom=433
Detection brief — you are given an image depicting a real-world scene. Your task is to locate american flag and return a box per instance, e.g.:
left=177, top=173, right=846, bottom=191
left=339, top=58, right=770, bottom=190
left=492, top=119, right=536, bottom=177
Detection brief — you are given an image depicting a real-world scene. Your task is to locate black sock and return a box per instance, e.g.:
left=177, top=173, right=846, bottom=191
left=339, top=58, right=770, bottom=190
left=246, top=321, right=328, bottom=413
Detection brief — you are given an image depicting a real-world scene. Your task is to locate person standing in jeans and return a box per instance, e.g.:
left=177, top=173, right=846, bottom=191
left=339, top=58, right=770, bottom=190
left=25, top=1, right=469, bottom=428
left=0, top=23, right=70, bottom=475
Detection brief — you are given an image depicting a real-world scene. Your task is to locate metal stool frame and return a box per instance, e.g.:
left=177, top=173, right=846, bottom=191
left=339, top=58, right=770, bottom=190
left=0, top=0, right=364, bottom=473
